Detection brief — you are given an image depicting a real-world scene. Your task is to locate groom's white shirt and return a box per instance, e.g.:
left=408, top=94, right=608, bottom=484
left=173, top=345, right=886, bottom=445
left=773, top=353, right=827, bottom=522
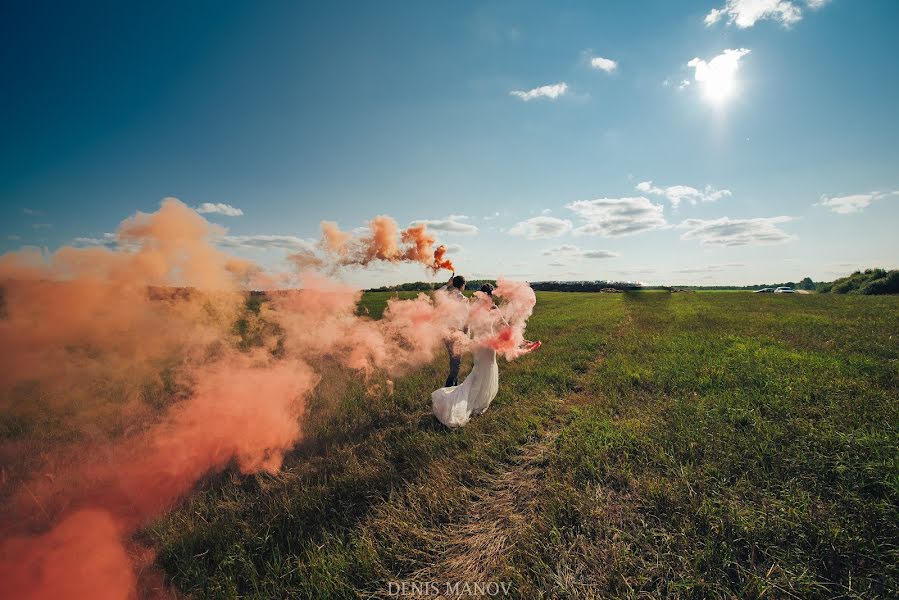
left=438, top=284, right=465, bottom=301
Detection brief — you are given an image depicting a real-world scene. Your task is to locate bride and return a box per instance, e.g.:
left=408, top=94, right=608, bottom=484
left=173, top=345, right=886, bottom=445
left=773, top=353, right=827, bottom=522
left=431, top=284, right=501, bottom=428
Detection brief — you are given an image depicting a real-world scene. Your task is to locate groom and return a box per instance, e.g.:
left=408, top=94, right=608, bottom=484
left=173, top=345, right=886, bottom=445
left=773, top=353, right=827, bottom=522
left=439, top=274, right=467, bottom=387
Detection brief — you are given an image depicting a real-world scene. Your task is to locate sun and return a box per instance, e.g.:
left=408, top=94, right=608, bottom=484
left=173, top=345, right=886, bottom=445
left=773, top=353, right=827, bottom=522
left=688, top=48, right=751, bottom=106
left=703, top=67, right=738, bottom=104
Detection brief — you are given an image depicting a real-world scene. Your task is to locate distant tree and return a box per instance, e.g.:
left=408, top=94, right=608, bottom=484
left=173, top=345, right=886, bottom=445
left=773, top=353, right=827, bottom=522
left=858, top=270, right=899, bottom=295
left=797, top=277, right=815, bottom=291
left=821, top=268, right=898, bottom=295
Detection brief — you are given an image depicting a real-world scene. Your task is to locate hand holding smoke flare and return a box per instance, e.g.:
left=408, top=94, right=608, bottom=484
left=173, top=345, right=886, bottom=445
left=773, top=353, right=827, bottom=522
left=0, top=199, right=531, bottom=599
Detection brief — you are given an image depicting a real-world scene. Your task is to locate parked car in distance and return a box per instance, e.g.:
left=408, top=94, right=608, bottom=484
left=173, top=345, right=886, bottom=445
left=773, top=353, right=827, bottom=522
left=774, top=287, right=796, bottom=294
left=754, top=288, right=775, bottom=293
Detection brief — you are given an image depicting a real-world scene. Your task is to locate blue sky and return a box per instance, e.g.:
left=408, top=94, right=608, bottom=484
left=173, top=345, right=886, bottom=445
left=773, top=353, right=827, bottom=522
left=2, top=0, right=897, bottom=286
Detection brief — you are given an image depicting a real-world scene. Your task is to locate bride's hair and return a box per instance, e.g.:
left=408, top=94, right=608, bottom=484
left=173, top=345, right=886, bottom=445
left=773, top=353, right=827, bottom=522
left=480, top=284, right=494, bottom=296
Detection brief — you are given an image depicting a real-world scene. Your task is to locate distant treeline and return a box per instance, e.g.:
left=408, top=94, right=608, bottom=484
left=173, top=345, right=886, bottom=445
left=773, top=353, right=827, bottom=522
left=529, top=280, right=642, bottom=292
left=367, top=280, right=642, bottom=293
left=367, top=279, right=497, bottom=292
left=819, top=269, right=899, bottom=295
left=364, top=269, right=898, bottom=295
left=673, top=277, right=818, bottom=291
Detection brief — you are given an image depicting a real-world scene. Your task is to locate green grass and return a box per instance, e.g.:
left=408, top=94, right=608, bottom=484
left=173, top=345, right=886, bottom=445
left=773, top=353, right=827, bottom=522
left=6, top=290, right=897, bottom=598
left=146, top=291, right=899, bottom=598
left=518, top=292, right=899, bottom=598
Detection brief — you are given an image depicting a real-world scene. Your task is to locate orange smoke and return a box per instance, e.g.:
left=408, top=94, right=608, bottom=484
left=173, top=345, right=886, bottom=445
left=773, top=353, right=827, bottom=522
left=0, top=198, right=243, bottom=389
left=432, top=245, right=454, bottom=273
left=0, top=199, right=317, bottom=600
left=461, top=279, right=536, bottom=361
left=0, top=200, right=532, bottom=599
left=320, top=220, right=352, bottom=254
left=292, top=216, right=455, bottom=274
left=0, top=510, right=134, bottom=600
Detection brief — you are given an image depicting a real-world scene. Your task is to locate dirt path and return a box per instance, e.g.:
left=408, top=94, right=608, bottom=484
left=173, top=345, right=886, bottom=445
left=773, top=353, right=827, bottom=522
left=401, top=424, right=560, bottom=593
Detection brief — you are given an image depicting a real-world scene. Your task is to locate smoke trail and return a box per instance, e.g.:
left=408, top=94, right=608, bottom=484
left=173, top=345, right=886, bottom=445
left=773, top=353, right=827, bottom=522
left=293, top=215, right=454, bottom=274
left=0, top=199, right=536, bottom=599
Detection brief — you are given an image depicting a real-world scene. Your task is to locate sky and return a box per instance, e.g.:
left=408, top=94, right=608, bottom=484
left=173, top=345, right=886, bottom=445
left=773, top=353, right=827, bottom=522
left=2, top=0, right=898, bottom=287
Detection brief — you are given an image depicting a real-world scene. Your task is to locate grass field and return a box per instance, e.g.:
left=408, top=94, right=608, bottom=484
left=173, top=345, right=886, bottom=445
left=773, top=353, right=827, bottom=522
left=138, top=291, right=899, bottom=599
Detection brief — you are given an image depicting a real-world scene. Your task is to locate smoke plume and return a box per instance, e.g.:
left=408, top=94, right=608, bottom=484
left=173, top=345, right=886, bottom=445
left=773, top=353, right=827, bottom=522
left=0, top=198, right=534, bottom=599
left=292, top=215, right=454, bottom=274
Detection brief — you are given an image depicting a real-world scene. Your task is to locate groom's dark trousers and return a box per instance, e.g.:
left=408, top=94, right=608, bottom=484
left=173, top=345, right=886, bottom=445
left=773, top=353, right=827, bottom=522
left=445, top=340, right=461, bottom=387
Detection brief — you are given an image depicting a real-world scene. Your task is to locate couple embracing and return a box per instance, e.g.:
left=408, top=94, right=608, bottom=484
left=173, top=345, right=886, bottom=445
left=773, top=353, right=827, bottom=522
left=430, top=274, right=502, bottom=428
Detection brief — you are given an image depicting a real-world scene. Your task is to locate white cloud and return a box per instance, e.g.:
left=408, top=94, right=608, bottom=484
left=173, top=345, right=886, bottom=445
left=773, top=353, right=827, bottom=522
left=443, top=243, right=463, bottom=254
left=22, top=208, right=45, bottom=216
left=687, top=49, right=750, bottom=103
left=6, top=235, right=20, bottom=241
left=614, top=267, right=656, bottom=275
left=410, top=215, right=479, bottom=234
left=541, top=244, right=581, bottom=256
left=678, top=216, right=795, bottom=246
left=72, top=233, right=117, bottom=248
left=566, top=197, right=667, bottom=237
left=590, top=56, right=618, bottom=73
left=32, top=223, right=52, bottom=229
left=508, top=216, right=573, bottom=239
left=219, top=235, right=316, bottom=251
left=816, top=190, right=899, bottom=214
left=583, top=249, right=619, bottom=259
left=675, top=263, right=746, bottom=273
left=542, top=244, right=619, bottom=259
left=195, top=202, right=244, bottom=216
left=636, top=180, right=732, bottom=208
left=704, top=7, right=726, bottom=25
left=510, top=82, right=568, bottom=101
left=704, top=0, right=806, bottom=28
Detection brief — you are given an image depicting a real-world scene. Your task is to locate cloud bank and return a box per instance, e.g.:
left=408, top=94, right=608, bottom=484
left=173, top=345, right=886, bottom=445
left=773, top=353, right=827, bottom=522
left=567, top=197, right=667, bottom=237
left=508, top=216, right=573, bottom=239
left=704, top=0, right=827, bottom=28
left=410, top=215, right=479, bottom=235
left=541, top=244, right=619, bottom=259
left=636, top=180, right=731, bottom=208
left=678, top=216, right=795, bottom=246
left=816, top=190, right=899, bottom=214
left=194, top=202, right=244, bottom=217
left=219, top=235, right=317, bottom=251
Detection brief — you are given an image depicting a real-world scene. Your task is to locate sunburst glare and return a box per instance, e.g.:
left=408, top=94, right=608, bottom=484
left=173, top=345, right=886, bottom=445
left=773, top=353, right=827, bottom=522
left=688, top=48, right=751, bottom=106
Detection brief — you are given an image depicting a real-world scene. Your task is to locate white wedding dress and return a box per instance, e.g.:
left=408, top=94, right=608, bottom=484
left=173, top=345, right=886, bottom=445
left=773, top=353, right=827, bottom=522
left=431, top=345, right=499, bottom=428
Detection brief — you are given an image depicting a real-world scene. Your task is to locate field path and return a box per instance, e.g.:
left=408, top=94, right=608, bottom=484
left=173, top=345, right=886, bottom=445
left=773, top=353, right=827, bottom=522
left=370, top=314, right=633, bottom=599
left=396, top=428, right=559, bottom=593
